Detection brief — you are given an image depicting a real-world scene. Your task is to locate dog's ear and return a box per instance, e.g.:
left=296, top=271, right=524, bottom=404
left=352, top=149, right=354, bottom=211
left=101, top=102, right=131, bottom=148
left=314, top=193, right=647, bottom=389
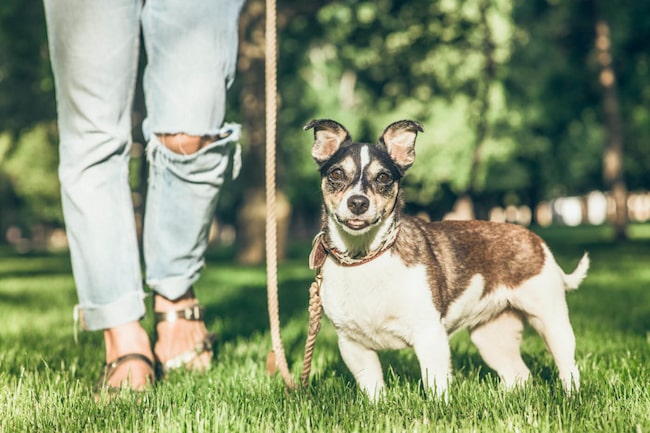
left=304, top=119, right=351, bottom=166
left=378, top=120, right=424, bottom=173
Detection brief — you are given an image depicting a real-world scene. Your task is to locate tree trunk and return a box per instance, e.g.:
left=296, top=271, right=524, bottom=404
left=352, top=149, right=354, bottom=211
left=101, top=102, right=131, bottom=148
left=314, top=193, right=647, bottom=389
left=456, top=0, right=496, bottom=221
left=236, top=0, right=290, bottom=264
left=595, top=19, right=628, bottom=241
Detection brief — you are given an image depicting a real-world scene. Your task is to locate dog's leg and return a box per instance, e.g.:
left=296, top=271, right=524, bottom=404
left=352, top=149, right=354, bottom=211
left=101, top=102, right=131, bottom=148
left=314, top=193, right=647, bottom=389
left=338, top=336, right=385, bottom=400
left=526, top=303, right=579, bottom=394
left=413, top=325, right=451, bottom=399
left=470, top=310, right=531, bottom=389
left=514, top=270, right=580, bottom=394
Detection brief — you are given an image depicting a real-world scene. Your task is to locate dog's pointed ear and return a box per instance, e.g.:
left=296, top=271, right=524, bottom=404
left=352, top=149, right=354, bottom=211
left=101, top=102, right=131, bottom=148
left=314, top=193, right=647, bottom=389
left=378, top=120, right=424, bottom=173
left=304, top=119, right=351, bottom=166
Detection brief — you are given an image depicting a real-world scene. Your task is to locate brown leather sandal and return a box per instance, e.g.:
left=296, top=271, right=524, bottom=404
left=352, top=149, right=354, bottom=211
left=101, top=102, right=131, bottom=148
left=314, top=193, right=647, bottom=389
left=154, top=303, right=216, bottom=375
left=95, top=353, right=155, bottom=398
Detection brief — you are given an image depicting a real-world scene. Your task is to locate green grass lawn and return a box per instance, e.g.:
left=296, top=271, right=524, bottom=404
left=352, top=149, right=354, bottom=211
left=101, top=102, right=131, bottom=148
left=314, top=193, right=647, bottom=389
left=1, top=224, right=650, bottom=432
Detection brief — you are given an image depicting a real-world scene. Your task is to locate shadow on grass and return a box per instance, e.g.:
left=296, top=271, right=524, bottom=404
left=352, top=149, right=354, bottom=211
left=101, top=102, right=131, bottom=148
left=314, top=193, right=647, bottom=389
left=195, top=224, right=650, bottom=393
left=2, top=224, right=649, bottom=392
left=0, top=249, right=72, bottom=278
left=197, top=265, right=312, bottom=343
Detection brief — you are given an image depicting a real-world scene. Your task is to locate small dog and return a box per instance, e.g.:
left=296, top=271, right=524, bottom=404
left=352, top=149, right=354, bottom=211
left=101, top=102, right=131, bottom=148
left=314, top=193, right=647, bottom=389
left=305, top=119, right=589, bottom=400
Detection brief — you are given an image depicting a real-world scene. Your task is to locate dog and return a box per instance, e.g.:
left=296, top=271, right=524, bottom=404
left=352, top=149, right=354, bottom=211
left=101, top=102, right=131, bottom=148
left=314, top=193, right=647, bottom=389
left=304, top=119, right=589, bottom=400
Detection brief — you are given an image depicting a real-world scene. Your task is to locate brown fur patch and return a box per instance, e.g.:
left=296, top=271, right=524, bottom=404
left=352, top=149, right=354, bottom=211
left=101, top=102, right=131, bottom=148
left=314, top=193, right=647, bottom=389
left=394, top=217, right=546, bottom=316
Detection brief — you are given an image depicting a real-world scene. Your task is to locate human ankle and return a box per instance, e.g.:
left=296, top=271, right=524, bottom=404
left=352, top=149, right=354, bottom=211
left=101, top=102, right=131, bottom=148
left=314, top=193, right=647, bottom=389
left=104, top=321, right=152, bottom=362
left=154, top=289, right=197, bottom=312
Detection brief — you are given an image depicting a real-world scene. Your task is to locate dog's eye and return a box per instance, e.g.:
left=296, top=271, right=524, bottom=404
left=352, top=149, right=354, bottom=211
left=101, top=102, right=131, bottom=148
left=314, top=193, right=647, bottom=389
left=376, top=172, right=392, bottom=184
left=328, top=168, right=345, bottom=182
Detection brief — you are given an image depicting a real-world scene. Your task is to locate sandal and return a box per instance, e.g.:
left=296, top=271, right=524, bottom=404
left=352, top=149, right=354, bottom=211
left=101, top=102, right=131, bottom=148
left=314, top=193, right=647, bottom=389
left=95, top=353, right=155, bottom=398
left=154, top=303, right=216, bottom=375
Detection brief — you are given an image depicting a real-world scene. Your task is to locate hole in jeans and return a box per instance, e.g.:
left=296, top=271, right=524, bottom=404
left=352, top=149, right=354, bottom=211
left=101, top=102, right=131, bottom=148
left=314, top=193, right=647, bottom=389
left=156, top=133, right=217, bottom=155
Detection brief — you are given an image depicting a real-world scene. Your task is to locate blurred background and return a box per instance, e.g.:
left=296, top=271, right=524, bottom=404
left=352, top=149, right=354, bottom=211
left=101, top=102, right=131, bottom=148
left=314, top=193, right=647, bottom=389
left=0, top=0, right=649, bottom=262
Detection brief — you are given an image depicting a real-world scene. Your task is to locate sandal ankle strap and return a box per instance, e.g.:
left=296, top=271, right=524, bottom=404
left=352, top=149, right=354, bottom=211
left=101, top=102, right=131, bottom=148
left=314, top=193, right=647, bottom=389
left=99, top=353, right=155, bottom=392
left=154, top=304, right=205, bottom=323
left=105, top=353, right=155, bottom=372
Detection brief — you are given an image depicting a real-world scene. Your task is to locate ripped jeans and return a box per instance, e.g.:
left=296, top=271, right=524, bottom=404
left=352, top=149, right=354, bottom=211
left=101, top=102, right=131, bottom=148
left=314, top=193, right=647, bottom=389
left=43, top=0, right=244, bottom=330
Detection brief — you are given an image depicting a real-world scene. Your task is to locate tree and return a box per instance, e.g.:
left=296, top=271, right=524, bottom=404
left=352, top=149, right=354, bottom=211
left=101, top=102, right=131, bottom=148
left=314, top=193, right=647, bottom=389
left=507, top=0, right=649, bottom=232
left=278, top=0, right=522, bottom=221
left=595, top=18, right=627, bottom=240
left=3, top=0, right=650, bottom=248
left=0, top=0, right=55, bottom=134
left=233, top=0, right=270, bottom=263
left=0, top=0, right=60, bottom=239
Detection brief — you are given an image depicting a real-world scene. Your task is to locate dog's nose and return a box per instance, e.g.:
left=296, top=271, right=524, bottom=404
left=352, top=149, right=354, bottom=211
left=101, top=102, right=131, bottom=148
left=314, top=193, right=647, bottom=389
left=347, top=195, right=369, bottom=215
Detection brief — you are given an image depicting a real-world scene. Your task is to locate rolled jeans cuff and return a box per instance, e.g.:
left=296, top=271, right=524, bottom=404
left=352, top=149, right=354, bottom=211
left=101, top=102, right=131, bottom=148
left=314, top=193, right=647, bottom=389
left=76, top=291, right=147, bottom=331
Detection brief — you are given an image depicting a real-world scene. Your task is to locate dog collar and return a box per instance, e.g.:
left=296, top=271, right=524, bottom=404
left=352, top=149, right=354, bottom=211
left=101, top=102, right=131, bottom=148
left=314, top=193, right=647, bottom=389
left=309, top=223, right=400, bottom=269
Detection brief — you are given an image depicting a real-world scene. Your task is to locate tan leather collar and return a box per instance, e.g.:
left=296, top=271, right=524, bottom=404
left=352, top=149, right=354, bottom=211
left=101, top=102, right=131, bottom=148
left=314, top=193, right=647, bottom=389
left=309, top=222, right=400, bottom=270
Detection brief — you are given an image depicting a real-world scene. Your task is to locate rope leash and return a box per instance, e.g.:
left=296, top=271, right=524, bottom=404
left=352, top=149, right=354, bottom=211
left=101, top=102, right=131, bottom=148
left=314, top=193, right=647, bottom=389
left=264, top=0, right=322, bottom=391
left=300, top=271, right=323, bottom=387
left=264, top=0, right=295, bottom=390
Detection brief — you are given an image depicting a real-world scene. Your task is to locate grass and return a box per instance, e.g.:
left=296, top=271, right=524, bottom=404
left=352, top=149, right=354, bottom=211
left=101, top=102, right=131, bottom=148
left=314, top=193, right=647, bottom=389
left=1, top=224, right=650, bottom=432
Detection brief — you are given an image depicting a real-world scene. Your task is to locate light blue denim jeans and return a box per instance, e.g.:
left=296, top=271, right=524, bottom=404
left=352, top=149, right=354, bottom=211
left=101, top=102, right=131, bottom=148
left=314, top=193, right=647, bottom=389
left=44, top=0, right=244, bottom=331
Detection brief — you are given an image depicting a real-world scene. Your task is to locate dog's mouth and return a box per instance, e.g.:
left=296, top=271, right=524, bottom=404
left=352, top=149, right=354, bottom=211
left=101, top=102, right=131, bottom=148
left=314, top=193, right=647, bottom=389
left=344, top=219, right=371, bottom=231
left=330, top=208, right=382, bottom=233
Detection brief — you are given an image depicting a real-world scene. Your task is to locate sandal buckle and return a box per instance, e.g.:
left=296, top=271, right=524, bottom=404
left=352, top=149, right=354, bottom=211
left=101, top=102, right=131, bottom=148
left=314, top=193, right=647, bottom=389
left=162, top=310, right=180, bottom=323
left=184, top=304, right=203, bottom=321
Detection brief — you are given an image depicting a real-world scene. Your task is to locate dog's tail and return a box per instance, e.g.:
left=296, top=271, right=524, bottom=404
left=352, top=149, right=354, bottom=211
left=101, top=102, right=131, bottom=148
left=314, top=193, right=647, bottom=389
left=563, top=252, right=590, bottom=291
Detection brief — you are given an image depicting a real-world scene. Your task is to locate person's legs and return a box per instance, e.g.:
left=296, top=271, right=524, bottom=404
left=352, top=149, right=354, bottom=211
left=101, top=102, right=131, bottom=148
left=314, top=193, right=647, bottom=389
left=141, top=0, right=244, bottom=369
left=44, top=0, right=153, bottom=388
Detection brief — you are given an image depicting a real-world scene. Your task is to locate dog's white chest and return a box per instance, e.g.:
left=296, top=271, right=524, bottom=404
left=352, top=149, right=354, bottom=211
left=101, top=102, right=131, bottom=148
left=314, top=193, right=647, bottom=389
left=320, top=252, right=439, bottom=351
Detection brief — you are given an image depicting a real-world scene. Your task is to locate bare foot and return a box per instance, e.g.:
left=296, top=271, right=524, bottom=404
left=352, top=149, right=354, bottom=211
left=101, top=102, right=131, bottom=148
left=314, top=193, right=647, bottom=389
left=102, top=321, right=154, bottom=391
left=154, top=292, right=212, bottom=372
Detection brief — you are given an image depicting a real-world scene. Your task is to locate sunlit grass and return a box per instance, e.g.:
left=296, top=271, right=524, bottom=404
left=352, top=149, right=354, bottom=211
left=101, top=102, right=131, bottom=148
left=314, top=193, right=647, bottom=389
left=1, top=225, right=650, bottom=432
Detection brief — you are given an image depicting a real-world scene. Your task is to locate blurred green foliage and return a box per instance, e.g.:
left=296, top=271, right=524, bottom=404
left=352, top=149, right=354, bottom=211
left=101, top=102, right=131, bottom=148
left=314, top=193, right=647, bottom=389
left=1, top=0, right=649, bottom=240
